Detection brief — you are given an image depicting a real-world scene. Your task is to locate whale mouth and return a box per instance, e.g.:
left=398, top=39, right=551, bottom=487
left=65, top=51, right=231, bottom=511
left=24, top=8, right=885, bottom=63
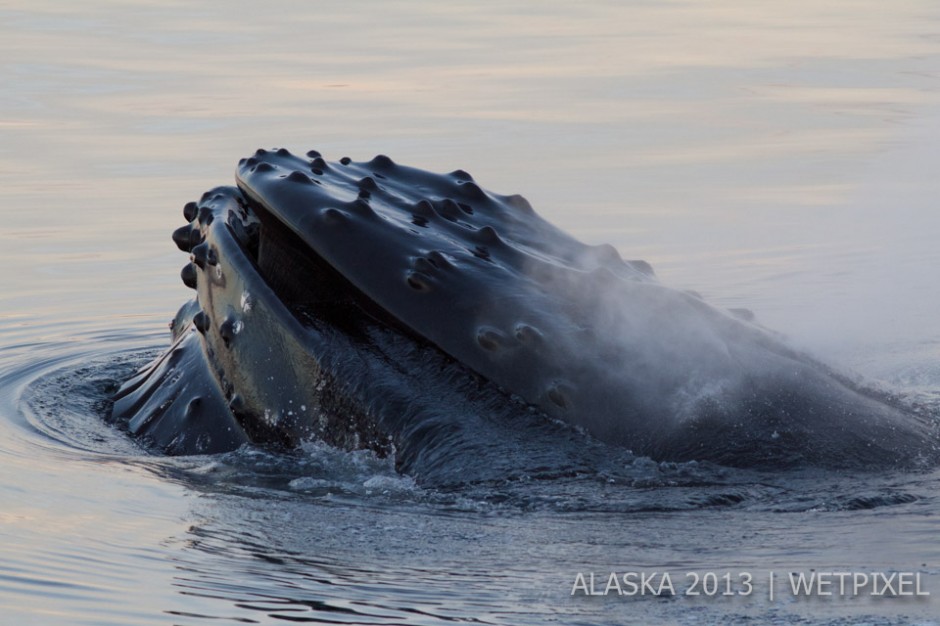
left=247, top=192, right=424, bottom=347
left=116, top=145, right=669, bottom=460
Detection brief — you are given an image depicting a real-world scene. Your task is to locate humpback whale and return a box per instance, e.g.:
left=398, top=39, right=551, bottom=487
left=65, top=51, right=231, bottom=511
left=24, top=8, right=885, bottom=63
left=110, top=148, right=939, bottom=477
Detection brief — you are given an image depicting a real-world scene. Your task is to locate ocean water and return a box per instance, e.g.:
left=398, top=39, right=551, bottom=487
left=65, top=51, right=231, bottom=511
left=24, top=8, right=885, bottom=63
left=2, top=1, right=940, bottom=624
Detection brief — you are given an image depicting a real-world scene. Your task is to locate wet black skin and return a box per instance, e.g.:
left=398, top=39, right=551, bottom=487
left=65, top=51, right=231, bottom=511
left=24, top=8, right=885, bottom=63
left=110, top=148, right=940, bottom=481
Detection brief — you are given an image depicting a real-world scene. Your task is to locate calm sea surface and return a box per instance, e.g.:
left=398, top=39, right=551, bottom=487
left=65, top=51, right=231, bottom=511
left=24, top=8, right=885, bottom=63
left=3, top=2, right=940, bottom=624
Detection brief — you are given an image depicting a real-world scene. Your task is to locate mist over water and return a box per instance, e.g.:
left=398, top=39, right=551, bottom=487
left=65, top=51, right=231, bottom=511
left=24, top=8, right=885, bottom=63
left=3, top=1, right=940, bottom=624
left=515, top=236, right=940, bottom=470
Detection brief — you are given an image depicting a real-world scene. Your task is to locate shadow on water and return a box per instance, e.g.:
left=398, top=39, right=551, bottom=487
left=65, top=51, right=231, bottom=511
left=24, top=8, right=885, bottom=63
left=5, top=333, right=940, bottom=624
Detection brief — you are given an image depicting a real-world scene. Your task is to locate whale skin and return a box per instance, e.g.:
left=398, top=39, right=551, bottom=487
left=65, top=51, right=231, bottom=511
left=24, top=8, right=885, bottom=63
left=109, top=148, right=940, bottom=480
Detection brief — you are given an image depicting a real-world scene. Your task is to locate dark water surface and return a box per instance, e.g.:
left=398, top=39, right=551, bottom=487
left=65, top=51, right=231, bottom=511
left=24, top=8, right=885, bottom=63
left=3, top=2, right=940, bottom=624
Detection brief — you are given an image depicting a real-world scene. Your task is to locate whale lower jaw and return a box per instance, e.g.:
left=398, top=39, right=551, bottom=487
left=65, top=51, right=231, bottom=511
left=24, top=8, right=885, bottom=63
left=111, top=187, right=391, bottom=457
